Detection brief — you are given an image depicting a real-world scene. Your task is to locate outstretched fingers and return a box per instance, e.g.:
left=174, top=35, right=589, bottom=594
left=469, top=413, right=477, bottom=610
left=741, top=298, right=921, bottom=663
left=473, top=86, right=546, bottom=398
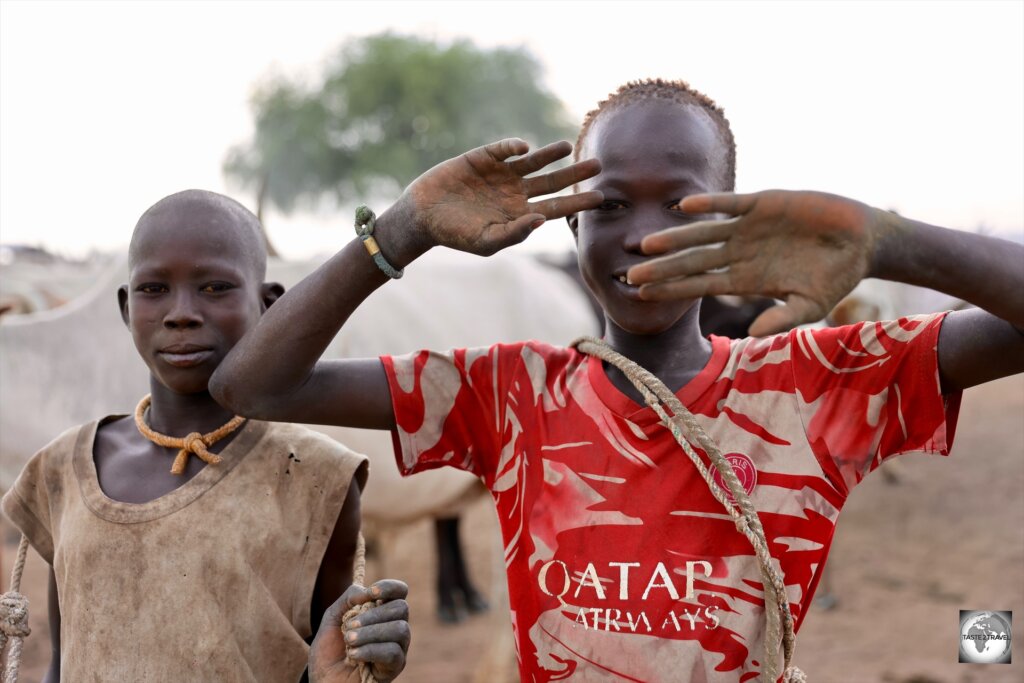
left=508, top=141, right=573, bottom=176
left=627, top=245, right=731, bottom=285
left=524, top=158, right=601, bottom=198
left=637, top=272, right=734, bottom=301
left=530, top=191, right=604, bottom=221
left=479, top=138, right=531, bottom=163
left=640, top=218, right=736, bottom=256
left=679, top=192, right=759, bottom=217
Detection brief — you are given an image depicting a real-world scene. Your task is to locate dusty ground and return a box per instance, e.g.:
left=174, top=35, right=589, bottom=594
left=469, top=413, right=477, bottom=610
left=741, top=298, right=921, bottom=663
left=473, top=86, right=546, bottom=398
left=3, top=374, right=1022, bottom=682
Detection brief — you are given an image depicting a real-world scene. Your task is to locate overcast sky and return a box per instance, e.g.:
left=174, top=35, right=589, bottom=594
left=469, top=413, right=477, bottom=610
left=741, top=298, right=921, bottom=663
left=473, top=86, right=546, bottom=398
left=1, top=0, right=1021, bottom=259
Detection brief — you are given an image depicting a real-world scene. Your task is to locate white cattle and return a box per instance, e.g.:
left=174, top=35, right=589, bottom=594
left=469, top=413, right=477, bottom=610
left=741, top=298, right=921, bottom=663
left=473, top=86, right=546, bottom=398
left=0, top=249, right=599, bottom=525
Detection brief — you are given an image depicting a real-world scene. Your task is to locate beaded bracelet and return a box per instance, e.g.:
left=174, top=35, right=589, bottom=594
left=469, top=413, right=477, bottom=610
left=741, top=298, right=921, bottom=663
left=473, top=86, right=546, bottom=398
left=354, top=205, right=404, bottom=279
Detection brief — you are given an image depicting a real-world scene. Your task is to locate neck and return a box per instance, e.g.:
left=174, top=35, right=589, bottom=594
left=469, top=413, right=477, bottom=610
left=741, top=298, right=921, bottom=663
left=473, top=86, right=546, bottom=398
left=602, top=303, right=712, bottom=398
left=145, top=378, right=239, bottom=436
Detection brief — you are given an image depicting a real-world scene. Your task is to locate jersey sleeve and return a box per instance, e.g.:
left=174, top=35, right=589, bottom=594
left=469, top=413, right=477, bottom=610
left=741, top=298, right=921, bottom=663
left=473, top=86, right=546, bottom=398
left=380, top=343, right=526, bottom=486
left=790, top=312, right=961, bottom=494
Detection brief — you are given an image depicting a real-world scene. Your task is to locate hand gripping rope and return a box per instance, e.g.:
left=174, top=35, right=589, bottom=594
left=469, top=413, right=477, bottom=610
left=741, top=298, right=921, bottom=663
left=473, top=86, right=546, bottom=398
left=341, top=533, right=382, bottom=683
left=572, top=337, right=806, bottom=683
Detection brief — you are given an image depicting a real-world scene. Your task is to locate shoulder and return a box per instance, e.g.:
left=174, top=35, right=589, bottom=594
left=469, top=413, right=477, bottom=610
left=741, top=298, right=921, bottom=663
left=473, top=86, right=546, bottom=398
left=789, top=313, right=945, bottom=365
left=20, top=420, right=93, bottom=479
left=714, top=331, right=797, bottom=385
left=1, top=420, right=93, bottom=561
left=257, top=421, right=368, bottom=487
left=259, top=421, right=365, bottom=463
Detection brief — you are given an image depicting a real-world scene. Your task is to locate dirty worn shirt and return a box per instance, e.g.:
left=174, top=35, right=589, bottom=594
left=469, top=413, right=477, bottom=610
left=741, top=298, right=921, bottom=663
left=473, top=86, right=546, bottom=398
left=381, top=314, right=960, bottom=682
left=1, top=418, right=367, bottom=683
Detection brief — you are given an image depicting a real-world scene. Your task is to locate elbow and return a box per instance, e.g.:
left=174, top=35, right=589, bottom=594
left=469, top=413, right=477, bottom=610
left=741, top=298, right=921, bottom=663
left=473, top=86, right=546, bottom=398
left=209, top=364, right=252, bottom=417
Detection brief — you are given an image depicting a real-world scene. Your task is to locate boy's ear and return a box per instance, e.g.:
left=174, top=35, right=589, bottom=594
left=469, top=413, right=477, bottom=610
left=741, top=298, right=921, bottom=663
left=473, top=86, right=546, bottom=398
left=117, top=285, right=130, bottom=327
left=566, top=214, right=579, bottom=244
left=260, top=282, right=285, bottom=311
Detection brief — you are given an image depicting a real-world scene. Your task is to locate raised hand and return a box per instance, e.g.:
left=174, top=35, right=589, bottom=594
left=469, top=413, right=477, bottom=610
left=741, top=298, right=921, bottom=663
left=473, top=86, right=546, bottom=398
left=626, top=190, right=881, bottom=336
left=309, top=580, right=410, bottom=683
left=397, top=138, right=603, bottom=257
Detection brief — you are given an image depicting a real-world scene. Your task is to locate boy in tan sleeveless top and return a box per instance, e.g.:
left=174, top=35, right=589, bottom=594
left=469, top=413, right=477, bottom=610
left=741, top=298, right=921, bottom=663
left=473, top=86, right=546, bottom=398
left=1, top=190, right=410, bottom=682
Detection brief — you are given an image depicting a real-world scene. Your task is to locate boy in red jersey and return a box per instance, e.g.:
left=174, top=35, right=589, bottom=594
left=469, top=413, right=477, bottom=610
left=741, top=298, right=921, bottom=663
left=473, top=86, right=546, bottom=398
left=212, top=80, right=1024, bottom=681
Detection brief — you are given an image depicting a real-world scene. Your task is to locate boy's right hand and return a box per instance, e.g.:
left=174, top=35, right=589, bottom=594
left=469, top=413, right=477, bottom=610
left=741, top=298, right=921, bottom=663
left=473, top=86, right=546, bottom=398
left=309, top=580, right=410, bottom=683
left=384, top=138, right=602, bottom=260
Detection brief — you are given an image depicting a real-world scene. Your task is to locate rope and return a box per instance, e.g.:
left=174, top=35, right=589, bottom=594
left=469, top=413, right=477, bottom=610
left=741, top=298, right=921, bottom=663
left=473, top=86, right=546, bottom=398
left=571, top=336, right=805, bottom=683
left=0, top=536, right=31, bottom=683
left=134, top=395, right=246, bottom=475
left=341, top=532, right=380, bottom=683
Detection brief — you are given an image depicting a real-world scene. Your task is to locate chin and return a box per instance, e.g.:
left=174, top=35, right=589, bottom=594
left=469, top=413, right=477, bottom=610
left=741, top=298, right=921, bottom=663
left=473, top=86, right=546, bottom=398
left=150, top=369, right=215, bottom=397
left=602, top=305, right=692, bottom=339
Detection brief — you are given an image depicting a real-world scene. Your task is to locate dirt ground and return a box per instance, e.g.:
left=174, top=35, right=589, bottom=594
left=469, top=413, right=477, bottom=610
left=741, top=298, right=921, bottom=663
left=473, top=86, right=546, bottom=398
left=3, top=374, right=1022, bottom=682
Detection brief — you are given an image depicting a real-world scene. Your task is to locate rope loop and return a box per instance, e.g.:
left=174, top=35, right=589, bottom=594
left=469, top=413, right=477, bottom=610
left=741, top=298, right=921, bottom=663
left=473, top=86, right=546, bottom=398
left=134, top=395, right=244, bottom=475
left=354, top=205, right=376, bottom=237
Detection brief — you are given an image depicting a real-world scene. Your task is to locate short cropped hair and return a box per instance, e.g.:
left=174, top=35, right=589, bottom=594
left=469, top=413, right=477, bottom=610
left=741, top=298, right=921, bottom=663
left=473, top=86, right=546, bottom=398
left=575, top=78, right=737, bottom=191
left=130, top=189, right=267, bottom=279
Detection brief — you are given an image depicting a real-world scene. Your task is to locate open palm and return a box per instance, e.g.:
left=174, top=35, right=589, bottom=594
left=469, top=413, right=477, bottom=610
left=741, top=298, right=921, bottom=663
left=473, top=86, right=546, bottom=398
left=627, top=190, right=880, bottom=336
left=405, top=138, right=602, bottom=256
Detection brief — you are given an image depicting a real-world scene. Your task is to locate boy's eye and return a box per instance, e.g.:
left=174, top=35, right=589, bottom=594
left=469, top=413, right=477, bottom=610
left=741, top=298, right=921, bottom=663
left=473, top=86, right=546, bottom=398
left=200, top=282, right=234, bottom=294
left=136, top=284, right=166, bottom=295
left=595, top=200, right=628, bottom=211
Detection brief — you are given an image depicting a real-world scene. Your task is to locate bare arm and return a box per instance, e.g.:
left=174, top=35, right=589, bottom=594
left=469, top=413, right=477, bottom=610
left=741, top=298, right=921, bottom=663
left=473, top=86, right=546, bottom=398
left=41, top=568, right=59, bottom=683
left=210, top=139, right=601, bottom=427
left=626, top=190, right=1024, bottom=391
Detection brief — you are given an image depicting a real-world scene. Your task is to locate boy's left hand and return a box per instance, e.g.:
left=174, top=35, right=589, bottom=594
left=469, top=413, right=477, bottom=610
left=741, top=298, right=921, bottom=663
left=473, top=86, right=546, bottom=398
left=626, top=190, right=881, bottom=336
left=309, top=580, right=410, bottom=683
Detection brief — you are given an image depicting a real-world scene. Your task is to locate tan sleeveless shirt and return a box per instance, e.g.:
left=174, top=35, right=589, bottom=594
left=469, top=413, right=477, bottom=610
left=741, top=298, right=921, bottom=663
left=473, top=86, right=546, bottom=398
left=1, top=417, right=368, bottom=683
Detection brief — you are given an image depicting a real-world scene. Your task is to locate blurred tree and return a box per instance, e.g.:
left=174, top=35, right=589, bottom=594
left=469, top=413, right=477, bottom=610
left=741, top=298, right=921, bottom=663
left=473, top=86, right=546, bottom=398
left=225, top=33, right=576, bottom=255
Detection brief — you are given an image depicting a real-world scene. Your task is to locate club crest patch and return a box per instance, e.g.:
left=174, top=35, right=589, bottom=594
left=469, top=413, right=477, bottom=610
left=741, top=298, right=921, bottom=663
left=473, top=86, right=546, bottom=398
left=711, top=452, right=758, bottom=503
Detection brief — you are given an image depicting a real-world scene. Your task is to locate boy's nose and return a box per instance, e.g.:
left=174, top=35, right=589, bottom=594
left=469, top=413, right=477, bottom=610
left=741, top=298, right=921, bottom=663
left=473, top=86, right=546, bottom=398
left=622, top=210, right=672, bottom=254
left=163, top=293, right=202, bottom=329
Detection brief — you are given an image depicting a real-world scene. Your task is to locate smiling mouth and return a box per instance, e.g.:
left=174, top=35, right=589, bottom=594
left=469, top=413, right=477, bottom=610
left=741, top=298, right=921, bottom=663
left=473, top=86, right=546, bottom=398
left=611, top=274, right=647, bottom=301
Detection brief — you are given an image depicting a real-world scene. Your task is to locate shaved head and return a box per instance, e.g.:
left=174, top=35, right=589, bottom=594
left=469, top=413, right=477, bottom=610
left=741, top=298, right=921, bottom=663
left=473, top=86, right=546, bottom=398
left=129, top=189, right=267, bottom=279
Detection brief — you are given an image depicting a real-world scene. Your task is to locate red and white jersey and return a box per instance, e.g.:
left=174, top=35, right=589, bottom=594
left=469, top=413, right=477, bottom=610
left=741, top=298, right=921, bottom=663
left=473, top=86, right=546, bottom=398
left=381, top=313, right=960, bottom=682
